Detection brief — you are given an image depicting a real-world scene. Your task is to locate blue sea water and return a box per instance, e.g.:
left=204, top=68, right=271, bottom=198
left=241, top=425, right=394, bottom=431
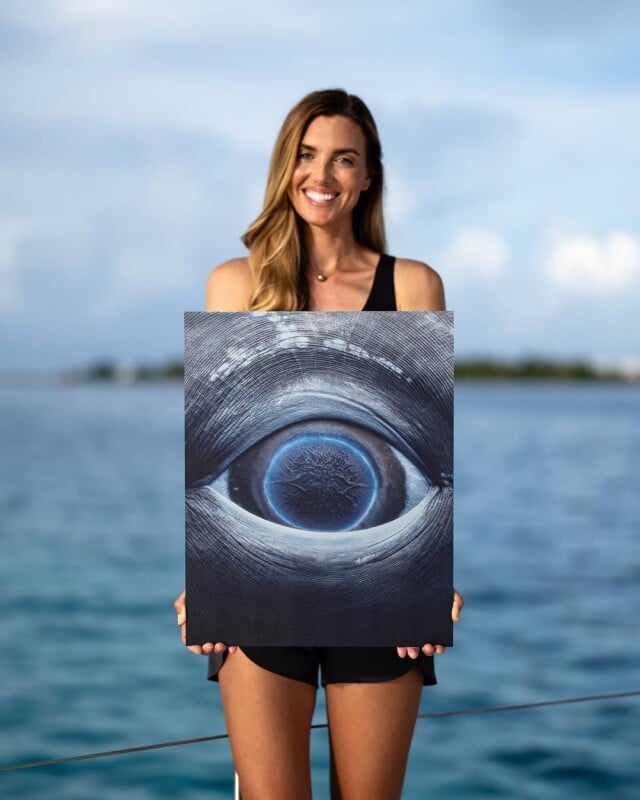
left=0, top=382, right=638, bottom=799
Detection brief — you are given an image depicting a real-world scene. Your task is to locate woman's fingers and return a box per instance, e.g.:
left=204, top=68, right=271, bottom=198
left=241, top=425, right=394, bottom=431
left=422, top=644, right=446, bottom=656
left=174, top=591, right=237, bottom=656
left=420, top=644, right=447, bottom=656
left=174, top=591, right=186, bottom=626
left=396, top=646, right=420, bottom=659
left=452, top=589, right=465, bottom=621
left=398, top=643, right=447, bottom=657
left=186, top=640, right=232, bottom=656
left=397, top=589, right=464, bottom=659
left=174, top=591, right=186, bottom=616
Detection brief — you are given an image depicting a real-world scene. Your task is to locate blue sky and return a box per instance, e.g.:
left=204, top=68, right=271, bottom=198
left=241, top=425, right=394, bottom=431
left=1, top=1, right=639, bottom=368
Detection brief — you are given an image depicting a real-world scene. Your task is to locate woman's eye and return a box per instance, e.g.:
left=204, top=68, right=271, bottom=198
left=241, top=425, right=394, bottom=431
left=336, top=157, right=354, bottom=166
left=297, top=151, right=312, bottom=160
left=207, top=419, right=431, bottom=531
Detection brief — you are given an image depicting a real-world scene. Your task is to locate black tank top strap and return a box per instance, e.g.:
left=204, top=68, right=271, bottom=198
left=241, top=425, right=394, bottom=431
left=362, top=253, right=397, bottom=311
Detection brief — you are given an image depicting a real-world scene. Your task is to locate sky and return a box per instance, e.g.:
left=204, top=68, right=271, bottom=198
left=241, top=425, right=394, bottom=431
left=1, top=0, right=639, bottom=368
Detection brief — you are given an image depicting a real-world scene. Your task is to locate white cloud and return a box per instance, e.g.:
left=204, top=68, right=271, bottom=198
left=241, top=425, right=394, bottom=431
left=442, top=227, right=510, bottom=281
left=547, top=231, right=640, bottom=292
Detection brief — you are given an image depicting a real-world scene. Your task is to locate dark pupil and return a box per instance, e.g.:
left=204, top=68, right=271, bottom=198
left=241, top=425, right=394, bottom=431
left=263, top=434, right=377, bottom=531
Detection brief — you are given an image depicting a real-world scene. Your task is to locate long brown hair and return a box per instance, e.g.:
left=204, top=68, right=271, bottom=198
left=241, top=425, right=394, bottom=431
left=242, top=89, right=387, bottom=310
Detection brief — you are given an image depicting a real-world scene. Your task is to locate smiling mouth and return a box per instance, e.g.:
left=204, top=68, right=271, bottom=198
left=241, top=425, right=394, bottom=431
left=303, top=189, right=339, bottom=205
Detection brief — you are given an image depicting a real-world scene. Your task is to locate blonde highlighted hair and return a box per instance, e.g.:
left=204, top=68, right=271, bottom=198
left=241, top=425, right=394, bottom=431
left=242, top=89, right=387, bottom=310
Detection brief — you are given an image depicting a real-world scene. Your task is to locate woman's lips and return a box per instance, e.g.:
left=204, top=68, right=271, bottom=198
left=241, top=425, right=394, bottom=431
left=303, top=189, right=339, bottom=205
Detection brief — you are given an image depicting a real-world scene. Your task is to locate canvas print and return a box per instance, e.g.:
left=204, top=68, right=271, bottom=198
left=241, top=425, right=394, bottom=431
left=185, top=311, right=453, bottom=647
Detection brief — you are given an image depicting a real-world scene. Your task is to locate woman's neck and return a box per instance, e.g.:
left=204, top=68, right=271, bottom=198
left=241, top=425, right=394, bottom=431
left=304, top=224, right=362, bottom=275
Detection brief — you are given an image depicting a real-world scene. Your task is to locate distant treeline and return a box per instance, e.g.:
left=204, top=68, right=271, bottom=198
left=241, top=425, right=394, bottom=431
left=454, top=358, right=627, bottom=381
left=78, top=359, right=184, bottom=383
left=73, top=357, right=638, bottom=383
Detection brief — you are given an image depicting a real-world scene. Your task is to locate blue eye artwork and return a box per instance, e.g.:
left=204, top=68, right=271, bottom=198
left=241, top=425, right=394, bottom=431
left=185, top=311, right=453, bottom=647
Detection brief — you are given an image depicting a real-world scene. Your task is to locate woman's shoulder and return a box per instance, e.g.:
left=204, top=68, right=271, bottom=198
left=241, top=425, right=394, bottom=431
left=393, top=257, right=446, bottom=311
left=206, top=257, right=253, bottom=311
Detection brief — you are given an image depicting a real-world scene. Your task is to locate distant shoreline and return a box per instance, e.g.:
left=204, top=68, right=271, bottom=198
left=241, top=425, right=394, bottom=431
left=1, top=357, right=639, bottom=387
left=454, top=358, right=639, bottom=382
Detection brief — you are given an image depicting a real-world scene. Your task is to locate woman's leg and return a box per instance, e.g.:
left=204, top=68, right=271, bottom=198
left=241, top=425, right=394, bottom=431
left=325, top=668, right=423, bottom=800
left=218, top=648, right=317, bottom=800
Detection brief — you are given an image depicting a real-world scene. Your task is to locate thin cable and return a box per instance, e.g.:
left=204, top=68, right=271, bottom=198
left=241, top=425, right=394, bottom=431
left=416, top=689, right=640, bottom=719
left=1, top=689, right=638, bottom=773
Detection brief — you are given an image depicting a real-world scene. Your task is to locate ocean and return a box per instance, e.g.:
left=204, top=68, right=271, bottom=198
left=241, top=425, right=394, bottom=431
left=0, top=382, right=638, bottom=798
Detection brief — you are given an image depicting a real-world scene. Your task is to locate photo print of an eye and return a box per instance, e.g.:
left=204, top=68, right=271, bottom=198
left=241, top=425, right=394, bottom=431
left=184, top=311, right=453, bottom=647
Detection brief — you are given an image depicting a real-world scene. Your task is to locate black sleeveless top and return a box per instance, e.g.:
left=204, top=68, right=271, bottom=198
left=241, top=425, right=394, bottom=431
left=361, top=253, right=397, bottom=311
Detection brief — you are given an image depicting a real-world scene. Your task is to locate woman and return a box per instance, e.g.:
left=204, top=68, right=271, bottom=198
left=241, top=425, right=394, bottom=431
left=175, top=88, right=464, bottom=800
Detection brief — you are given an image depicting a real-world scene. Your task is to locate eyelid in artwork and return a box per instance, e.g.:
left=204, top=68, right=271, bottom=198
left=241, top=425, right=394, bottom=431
left=204, top=418, right=432, bottom=532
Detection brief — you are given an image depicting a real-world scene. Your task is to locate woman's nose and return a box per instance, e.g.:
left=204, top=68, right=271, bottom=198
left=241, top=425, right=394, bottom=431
left=310, top=158, right=332, bottom=184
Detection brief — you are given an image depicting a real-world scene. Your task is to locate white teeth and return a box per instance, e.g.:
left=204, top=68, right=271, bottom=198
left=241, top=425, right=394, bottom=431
left=305, top=190, right=337, bottom=202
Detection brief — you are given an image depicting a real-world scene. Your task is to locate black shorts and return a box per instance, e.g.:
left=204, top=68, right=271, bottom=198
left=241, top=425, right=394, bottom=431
left=208, top=647, right=437, bottom=688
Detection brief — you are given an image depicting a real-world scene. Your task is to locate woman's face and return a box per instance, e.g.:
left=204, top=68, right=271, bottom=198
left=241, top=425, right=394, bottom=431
left=288, top=114, right=370, bottom=231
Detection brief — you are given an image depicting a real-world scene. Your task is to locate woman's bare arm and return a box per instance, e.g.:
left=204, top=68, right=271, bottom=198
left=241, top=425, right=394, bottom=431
left=394, top=258, right=446, bottom=312
left=205, top=257, right=253, bottom=311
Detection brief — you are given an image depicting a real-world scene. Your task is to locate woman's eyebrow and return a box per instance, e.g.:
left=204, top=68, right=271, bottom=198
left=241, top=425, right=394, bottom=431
left=299, top=143, right=361, bottom=157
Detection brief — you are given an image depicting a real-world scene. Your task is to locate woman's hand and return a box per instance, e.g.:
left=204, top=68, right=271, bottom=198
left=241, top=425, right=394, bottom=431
left=397, top=589, right=464, bottom=659
left=174, top=590, right=238, bottom=656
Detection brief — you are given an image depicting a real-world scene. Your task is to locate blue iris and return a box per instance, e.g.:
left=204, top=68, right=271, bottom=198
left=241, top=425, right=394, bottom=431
left=262, top=434, right=378, bottom=531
